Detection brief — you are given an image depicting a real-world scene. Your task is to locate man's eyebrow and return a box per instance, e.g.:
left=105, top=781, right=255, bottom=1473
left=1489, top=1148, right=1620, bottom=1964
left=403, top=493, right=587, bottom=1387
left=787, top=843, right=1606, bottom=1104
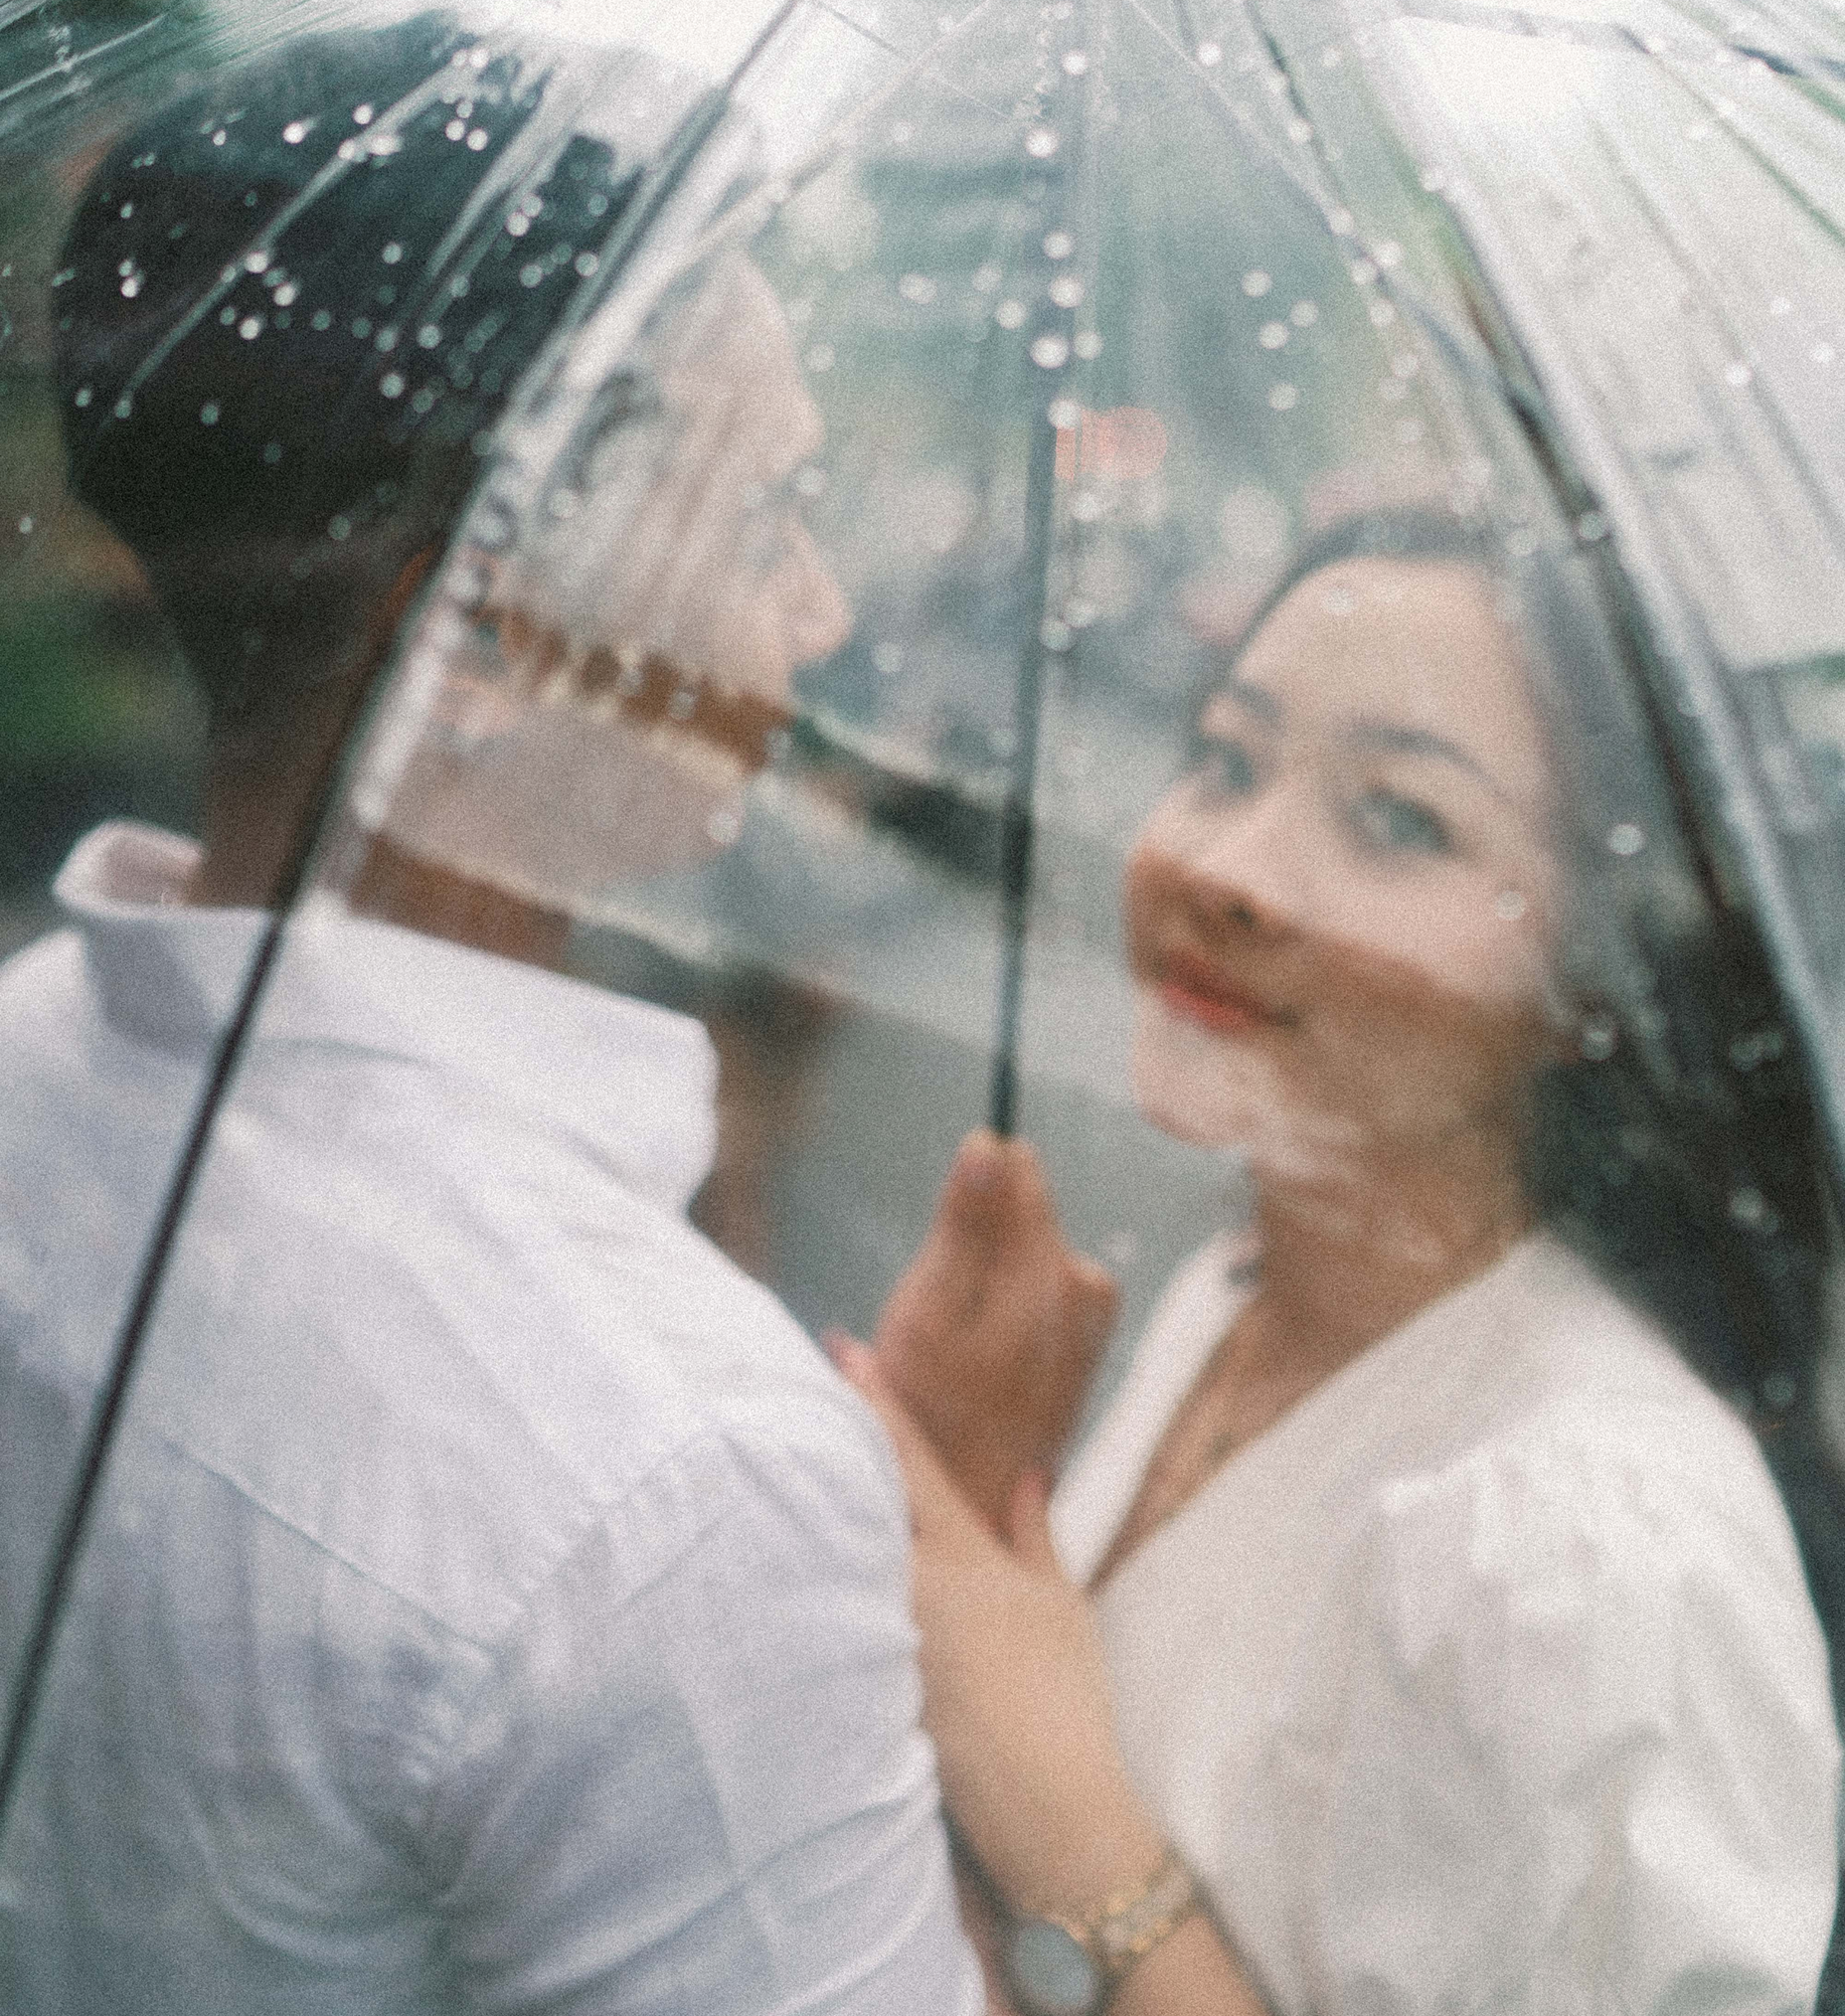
left=1203, top=677, right=1281, bottom=726
left=1346, top=718, right=1514, bottom=802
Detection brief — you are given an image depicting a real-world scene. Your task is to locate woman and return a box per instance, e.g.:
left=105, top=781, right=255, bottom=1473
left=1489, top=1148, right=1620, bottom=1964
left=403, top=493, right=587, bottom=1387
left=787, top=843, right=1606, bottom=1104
left=839, top=510, right=1842, bottom=2014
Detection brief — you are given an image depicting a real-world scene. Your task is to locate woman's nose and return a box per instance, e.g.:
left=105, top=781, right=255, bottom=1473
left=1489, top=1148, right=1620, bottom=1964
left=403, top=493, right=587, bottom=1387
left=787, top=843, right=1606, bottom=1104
left=783, top=520, right=852, bottom=667
left=1178, top=783, right=1309, bottom=938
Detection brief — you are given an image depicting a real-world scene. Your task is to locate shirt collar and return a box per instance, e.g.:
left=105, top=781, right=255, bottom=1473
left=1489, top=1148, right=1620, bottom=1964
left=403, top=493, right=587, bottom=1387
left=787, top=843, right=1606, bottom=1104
left=56, top=821, right=718, bottom=1216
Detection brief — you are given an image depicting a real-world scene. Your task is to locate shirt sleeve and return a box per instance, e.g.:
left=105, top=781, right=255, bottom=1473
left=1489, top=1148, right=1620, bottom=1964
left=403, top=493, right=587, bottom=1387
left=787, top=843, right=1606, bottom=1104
left=1270, top=1408, right=1841, bottom=2016
left=419, top=1404, right=982, bottom=2016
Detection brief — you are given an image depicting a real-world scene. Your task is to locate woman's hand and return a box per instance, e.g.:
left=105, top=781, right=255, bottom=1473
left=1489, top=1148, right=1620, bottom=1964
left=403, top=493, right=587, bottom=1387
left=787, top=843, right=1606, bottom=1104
left=871, top=1130, right=1119, bottom=1531
left=831, top=1336, right=1164, bottom=1916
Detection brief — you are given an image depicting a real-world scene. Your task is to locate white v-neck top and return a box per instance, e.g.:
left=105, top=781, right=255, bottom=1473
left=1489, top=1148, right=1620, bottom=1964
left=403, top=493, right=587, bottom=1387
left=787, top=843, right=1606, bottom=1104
left=1052, top=1232, right=1840, bottom=2015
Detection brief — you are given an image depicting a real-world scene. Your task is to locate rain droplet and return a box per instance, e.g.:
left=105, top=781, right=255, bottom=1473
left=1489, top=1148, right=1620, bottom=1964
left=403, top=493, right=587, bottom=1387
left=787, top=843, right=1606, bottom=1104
left=1267, top=382, right=1299, bottom=410
left=1286, top=117, right=1313, bottom=144
left=1769, top=293, right=1792, bottom=316
left=1242, top=268, right=1271, bottom=296
left=1073, top=329, right=1101, bottom=359
left=899, top=272, right=937, bottom=304
left=1350, top=257, right=1379, bottom=286
left=1071, top=488, right=1103, bottom=523
left=282, top=119, right=310, bottom=144
left=1197, top=40, right=1223, bottom=65
left=995, top=299, right=1028, bottom=329
left=1724, top=360, right=1753, bottom=387
left=1290, top=300, right=1319, bottom=327
left=1729, top=1185, right=1770, bottom=1229
left=519, top=263, right=545, bottom=288
left=262, top=440, right=282, bottom=464
left=353, top=317, right=372, bottom=339
left=412, top=386, right=437, bottom=415
left=467, top=129, right=490, bottom=151
left=1025, top=125, right=1060, bottom=158
left=1391, top=351, right=1420, bottom=379
left=380, top=372, right=406, bottom=399
left=1813, top=342, right=1836, bottom=366
left=1065, top=595, right=1098, bottom=628
left=17, top=515, right=32, bottom=536
left=382, top=242, right=405, bottom=265
left=1040, top=617, right=1074, bottom=652
left=1606, top=822, right=1645, bottom=856
left=239, top=314, right=263, bottom=340
left=118, top=201, right=133, bottom=220
left=337, top=139, right=363, bottom=162
left=200, top=401, right=220, bottom=424
left=1581, top=1016, right=1617, bottom=1062
left=1577, top=509, right=1607, bottom=542
left=311, top=308, right=333, bottom=331
left=1494, top=889, right=1526, bottom=921
left=506, top=212, right=531, bottom=239
left=1048, top=396, right=1081, bottom=428
left=119, top=275, right=141, bottom=298
left=1327, top=207, right=1355, bottom=236
left=574, top=251, right=598, bottom=278
left=328, top=514, right=352, bottom=541
left=1049, top=275, right=1084, bottom=307
left=1031, top=333, right=1071, bottom=369
left=273, top=282, right=298, bottom=307
left=1062, top=49, right=1089, bottom=75
left=369, top=132, right=403, bottom=157
left=352, top=102, right=375, bottom=126
left=73, top=386, right=91, bottom=408
left=446, top=119, right=466, bottom=142
left=245, top=250, right=271, bottom=274
left=805, top=342, right=835, bottom=372
left=1258, top=321, right=1288, bottom=349
left=220, top=305, right=238, bottom=325
left=973, top=261, right=1003, bottom=292
left=1375, top=241, right=1403, bottom=268
left=211, top=128, right=228, bottom=147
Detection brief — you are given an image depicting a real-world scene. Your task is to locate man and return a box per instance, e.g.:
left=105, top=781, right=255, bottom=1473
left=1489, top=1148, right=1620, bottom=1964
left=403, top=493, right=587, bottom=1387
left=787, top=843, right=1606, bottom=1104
left=0, top=17, right=979, bottom=2011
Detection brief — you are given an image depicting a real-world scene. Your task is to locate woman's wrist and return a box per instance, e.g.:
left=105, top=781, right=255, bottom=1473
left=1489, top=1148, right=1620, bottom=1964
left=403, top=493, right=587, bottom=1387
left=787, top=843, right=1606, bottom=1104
left=965, top=1763, right=1169, bottom=1923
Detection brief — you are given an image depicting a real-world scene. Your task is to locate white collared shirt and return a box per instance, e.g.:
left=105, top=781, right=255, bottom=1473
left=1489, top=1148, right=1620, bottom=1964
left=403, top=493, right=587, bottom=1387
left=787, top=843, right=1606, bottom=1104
left=0, top=821, right=979, bottom=2016
left=1054, top=1232, right=1840, bottom=2016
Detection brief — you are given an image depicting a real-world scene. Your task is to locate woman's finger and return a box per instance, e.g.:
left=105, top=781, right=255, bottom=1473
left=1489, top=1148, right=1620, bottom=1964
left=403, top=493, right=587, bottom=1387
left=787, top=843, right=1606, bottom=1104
left=1006, top=1467, right=1063, bottom=1577
left=826, top=1331, right=992, bottom=1552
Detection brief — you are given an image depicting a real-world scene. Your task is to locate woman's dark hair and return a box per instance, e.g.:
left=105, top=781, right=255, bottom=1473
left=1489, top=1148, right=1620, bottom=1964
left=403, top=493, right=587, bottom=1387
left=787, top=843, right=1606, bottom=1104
left=1214, top=505, right=1836, bottom=1417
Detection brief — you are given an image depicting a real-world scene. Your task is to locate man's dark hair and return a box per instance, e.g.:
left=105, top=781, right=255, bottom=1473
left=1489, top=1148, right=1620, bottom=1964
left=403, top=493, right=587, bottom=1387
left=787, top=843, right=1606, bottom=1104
left=53, top=12, right=642, bottom=730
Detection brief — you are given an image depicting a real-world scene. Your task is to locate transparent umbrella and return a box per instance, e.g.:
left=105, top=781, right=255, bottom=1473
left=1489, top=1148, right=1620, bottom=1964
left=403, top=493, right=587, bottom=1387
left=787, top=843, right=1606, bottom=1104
left=2, top=0, right=1844, bottom=2005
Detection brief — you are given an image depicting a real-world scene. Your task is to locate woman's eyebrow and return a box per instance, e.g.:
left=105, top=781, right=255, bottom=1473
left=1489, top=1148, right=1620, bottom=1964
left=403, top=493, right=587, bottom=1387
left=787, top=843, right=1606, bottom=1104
left=1346, top=718, right=1515, bottom=803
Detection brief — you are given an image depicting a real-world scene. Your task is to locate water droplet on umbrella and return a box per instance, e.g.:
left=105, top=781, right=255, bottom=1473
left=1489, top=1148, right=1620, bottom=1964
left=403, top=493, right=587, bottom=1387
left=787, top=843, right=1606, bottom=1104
left=1025, top=125, right=1059, bottom=158
left=1074, top=330, right=1101, bottom=359
left=370, top=133, right=403, bottom=157
left=73, top=386, right=91, bottom=409
left=1268, top=382, right=1299, bottom=410
left=519, top=263, right=544, bottom=287
left=467, top=129, right=490, bottom=151
left=1290, top=300, right=1319, bottom=327
left=574, top=252, right=598, bottom=278
left=219, top=305, right=237, bottom=325
left=1065, top=596, right=1098, bottom=628
left=1369, top=299, right=1397, bottom=329
left=973, top=261, right=1002, bottom=293
left=1197, top=40, right=1223, bottom=65
left=338, top=138, right=362, bottom=162
left=17, top=516, right=33, bottom=536
left=1350, top=257, right=1379, bottom=286
left=1044, top=231, right=1074, bottom=260
left=237, top=314, right=263, bottom=340
left=1286, top=117, right=1313, bottom=144
left=273, top=282, right=298, bottom=307
left=1031, top=334, right=1070, bottom=368
left=1243, top=269, right=1271, bottom=296
left=995, top=299, right=1027, bottom=329
left=211, top=129, right=228, bottom=147
left=1813, top=343, right=1835, bottom=366
left=1049, top=275, right=1084, bottom=307
left=263, top=440, right=282, bottom=464
left=1071, top=489, right=1103, bottom=523
left=119, top=275, right=141, bottom=298
left=118, top=201, right=134, bottom=220
left=1730, top=1185, right=1770, bottom=1229
left=353, top=102, right=375, bottom=126
left=1607, top=822, right=1644, bottom=856
left=1391, top=351, right=1420, bottom=378
left=380, top=372, right=406, bottom=399
left=1494, top=889, right=1526, bottom=920
left=1258, top=320, right=1288, bottom=349
left=1577, top=509, right=1607, bottom=542
left=1581, top=1016, right=1616, bottom=1061
left=282, top=119, right=309, bottom=144
left=200, top=402, right=219, bottom=424
left=1062, top=49, right=1089, bottom=75
left=1327, top=207, right=1355, bottom=236
left=328, top=514, right=352, bottom=541
left=311, top=309, right=333, bottom=332
left=899, top=272, right=936, bottom=304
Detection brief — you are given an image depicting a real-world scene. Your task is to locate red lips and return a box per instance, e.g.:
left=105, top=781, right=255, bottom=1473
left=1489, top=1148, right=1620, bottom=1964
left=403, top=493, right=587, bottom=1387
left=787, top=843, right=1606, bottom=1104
left=1156, top=947, right=1293, bottom=1037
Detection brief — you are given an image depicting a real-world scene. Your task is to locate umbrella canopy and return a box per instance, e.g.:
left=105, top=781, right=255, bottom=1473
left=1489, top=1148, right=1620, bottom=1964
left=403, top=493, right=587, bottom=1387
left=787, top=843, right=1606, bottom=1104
left=3, top=0, right=1845, bottom=1997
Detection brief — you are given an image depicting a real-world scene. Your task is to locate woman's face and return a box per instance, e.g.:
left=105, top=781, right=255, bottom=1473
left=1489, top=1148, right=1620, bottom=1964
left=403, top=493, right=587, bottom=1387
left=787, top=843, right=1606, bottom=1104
left=1123, top=555, right=1566, bottom=1176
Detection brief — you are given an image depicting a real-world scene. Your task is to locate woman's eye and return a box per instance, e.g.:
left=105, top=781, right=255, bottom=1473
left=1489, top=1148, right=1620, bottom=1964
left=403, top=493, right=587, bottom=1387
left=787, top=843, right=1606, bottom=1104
left=1192, top=737, right=1258, bottom=800
left=1350, top=787, right=1452, bottom=856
